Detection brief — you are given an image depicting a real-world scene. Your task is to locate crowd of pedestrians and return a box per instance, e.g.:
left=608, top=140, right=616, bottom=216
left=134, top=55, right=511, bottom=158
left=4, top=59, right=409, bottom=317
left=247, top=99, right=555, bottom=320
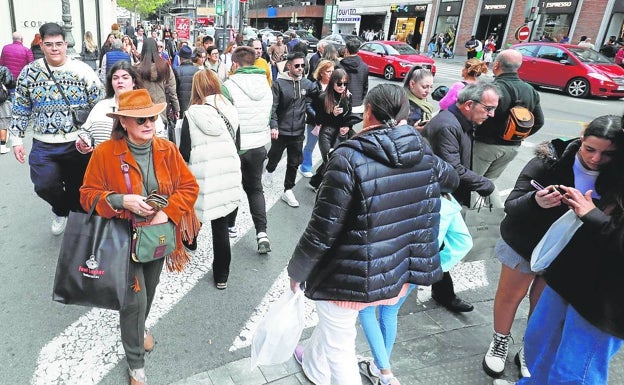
left=1, top=20, right=624, bottom=385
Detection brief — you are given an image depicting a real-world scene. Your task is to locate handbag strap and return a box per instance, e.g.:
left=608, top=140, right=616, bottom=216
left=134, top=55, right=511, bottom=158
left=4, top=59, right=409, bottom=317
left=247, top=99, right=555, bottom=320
left=120, top=154, right=138, bottom=228
left=43, top=59, right=74, bottom=111
left=205, top=97, right=236, bottom=140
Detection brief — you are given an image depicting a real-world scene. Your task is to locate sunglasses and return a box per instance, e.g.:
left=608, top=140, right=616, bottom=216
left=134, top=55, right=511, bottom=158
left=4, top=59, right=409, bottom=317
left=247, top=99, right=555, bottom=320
left=135, top=116, right=158, bottom=125
left=292, top=63, right=304, bottom=68
left=336, top=81, right=348, bottom=87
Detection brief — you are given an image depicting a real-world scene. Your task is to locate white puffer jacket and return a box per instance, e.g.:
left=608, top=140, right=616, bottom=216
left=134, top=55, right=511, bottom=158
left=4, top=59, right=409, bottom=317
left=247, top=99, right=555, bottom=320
left=185, top=95, right=243, bottom=221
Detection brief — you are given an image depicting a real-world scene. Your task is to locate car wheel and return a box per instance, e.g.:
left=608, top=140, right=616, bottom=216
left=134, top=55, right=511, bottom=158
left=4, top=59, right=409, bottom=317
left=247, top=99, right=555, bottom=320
left=565, top=77, right=590, bottom=98
left=383, top=65, right=396, bottom=80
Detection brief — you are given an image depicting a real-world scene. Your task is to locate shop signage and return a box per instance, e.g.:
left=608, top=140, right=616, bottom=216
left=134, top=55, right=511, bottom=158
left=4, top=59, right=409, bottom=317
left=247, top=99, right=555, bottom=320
left=390, top=4, right=428, bottom=13
left=515, top=25, right=531, bottom=41
left=337, top=8, right=361, bottom=23
left=175, top=17, right=191, bottom=40
left=539, top=0, right=578, bottom=14
left=438, top=1, right=462, bottom=16
left=481, top=0, right=512, bottom=15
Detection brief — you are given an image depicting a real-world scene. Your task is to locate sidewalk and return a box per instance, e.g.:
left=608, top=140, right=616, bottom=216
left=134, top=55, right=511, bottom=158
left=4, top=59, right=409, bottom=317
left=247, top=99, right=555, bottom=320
left=169, top=251, right=624, bottom=385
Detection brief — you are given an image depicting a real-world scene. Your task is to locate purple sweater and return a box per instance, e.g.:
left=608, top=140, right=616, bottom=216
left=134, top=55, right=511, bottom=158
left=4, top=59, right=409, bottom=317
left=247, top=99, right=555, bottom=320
left=0, top=42, right=34, bottom=79
left=438, top=81, right=465, bottom=110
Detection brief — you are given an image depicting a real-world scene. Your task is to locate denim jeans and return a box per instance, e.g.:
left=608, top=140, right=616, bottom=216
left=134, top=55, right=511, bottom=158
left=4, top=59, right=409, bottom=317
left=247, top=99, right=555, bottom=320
left=358, top=285, right=416, bottom=370
left=236, top=146, right=268, bottom=234
left=300, top=124, right=318, bottom=173
left=302, top=301, right=362, bottom=385
left=518, top=285, right=623, bottom=385
left=29, top=139, right=91, bottom=217
left=266, top=134, right=304, bottom=191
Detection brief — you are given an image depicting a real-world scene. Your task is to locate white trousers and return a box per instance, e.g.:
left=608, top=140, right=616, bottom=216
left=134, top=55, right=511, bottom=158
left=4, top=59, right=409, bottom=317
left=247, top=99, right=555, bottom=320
left=302, top=301, right=363, bottom=385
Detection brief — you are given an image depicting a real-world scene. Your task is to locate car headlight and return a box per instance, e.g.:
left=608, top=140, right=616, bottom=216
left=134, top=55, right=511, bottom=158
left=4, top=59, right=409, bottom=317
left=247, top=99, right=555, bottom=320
left=398, top=62, right=412, bottom=68
left=587, top=73, right=613, bottom=82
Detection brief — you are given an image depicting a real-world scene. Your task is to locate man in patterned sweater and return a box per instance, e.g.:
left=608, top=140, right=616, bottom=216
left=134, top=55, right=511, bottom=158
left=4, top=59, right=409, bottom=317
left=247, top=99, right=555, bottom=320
left=10, top=22, right=104, bottom=235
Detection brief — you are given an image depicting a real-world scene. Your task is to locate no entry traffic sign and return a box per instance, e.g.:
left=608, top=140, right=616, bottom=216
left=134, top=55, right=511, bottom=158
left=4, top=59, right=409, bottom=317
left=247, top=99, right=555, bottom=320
left=515, top=25, right=531, bottom=42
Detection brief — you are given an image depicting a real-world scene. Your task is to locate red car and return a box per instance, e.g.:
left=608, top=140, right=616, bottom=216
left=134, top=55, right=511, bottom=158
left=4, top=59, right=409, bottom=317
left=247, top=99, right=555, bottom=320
left=511, top=42, right=624, bottom=98
left=357, top=41, right=436, bottom=80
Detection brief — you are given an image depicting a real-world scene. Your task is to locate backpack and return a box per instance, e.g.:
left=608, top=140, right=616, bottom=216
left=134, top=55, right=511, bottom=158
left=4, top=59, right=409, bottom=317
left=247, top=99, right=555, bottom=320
left=499, top=82, right=535, bottom=141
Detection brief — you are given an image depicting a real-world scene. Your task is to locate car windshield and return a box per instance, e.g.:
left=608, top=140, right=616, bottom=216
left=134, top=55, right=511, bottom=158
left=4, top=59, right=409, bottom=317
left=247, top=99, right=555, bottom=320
left=387, top=43, right=418, bottom=55
left=568, top=47, right=613, bottom=64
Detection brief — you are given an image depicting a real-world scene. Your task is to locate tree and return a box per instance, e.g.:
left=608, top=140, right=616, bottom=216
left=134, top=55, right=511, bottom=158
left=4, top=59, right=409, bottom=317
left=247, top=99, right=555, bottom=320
left=117, top=0, right=171, bottom=18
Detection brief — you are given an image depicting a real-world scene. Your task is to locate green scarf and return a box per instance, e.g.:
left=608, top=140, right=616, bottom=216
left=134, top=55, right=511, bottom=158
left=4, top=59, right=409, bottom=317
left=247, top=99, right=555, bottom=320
left=408, top=91, right=434, bottom=121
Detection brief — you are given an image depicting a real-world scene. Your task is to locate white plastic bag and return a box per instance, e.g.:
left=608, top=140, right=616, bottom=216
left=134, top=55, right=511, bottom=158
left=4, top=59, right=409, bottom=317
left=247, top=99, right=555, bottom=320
left=531, top=210, right=583, bottom=273
left=250, top=289, right=305, bottom=367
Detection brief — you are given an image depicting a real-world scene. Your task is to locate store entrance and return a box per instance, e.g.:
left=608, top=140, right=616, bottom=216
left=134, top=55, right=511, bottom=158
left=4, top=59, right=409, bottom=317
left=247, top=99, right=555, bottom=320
left=475, top=14, right=507, bottom=50
left=392, top=17, right=425, bottom=50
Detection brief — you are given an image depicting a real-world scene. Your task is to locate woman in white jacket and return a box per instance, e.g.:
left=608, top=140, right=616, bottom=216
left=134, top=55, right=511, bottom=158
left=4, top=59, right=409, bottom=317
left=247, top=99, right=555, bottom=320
left=179, top=69, right=242, bottom=290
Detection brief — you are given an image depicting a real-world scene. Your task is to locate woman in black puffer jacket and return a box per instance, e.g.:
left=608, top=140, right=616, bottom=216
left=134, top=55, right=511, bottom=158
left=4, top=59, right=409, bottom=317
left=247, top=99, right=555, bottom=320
left=287, top=84, right=459, bottom=384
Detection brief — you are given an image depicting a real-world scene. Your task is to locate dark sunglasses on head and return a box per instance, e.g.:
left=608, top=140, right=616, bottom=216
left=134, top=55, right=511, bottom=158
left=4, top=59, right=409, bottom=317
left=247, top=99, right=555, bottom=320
left=135, top=116, right=158, bottom=125
left=336, top=81, right=348, bottom=86
left=292, top=63, right=304, bottom=68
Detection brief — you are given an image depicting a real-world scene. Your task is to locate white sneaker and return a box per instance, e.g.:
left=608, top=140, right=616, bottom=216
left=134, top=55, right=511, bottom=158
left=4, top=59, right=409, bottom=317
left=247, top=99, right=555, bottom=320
left=281, top=189, right=299, bottom=207
left=515, top=347, right=531, bottom=378
left=228, top=226, right=238, bottom=238
left=493, top=380, right=515, bottom=385
left=51, top=215, right=68, bottom=235
left=299, top=169, right=313, bottom=178
left=483, top=332, right=511, bottom=377
left=0, top=144, right=9, bottom=154
left=261, top=169, right=273, bottom=188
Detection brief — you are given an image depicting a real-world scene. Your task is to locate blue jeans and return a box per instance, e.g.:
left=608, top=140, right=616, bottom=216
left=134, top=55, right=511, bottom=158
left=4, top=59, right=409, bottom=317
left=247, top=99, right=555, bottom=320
left=358, top=285, right=416, bottom=370
left=518, top=285, right=623, bottom=385
left=300, top=124, right=318, bottom=173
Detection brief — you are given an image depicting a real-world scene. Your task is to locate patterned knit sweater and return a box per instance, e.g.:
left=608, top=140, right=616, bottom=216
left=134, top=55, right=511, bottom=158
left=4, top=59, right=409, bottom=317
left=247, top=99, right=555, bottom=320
left=10, top=57, right=104, bottom=145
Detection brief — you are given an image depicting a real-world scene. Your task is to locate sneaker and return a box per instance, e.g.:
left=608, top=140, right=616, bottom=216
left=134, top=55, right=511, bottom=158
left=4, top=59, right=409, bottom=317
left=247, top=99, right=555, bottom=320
left=128, top=367, right=147, bottom=385
left=228, top=226, right=238, bottom=238
left=51, top=215, right=68, bottom=235
left=358, top=358, right=380, bottom=385
left=0, top=144, right=9, bottom=154
left=482, top=332, right=511, bottom=377
left=515, top=347, right=531, bottom=378
left=299, top=169, right=313, bottom=178
left=261, top=169, right=273, bottom=188
left=293, top=344, right=304, bottom=366
left=493, top=380, right=515, bottom=385
left=257, top=232, right=271, bottom=254
left=281, top=189, right=300, bottom=207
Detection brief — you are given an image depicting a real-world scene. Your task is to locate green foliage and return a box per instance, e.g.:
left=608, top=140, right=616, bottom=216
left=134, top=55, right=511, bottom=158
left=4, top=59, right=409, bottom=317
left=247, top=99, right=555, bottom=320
left=118, top=0, right=172, bottom=17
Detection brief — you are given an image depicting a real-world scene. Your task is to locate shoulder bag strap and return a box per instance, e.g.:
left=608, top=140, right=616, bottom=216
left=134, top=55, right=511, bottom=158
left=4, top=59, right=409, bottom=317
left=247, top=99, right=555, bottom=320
left=120, top=154, right=138, bottom=228
left=43, top=59, right=73, bottom=110
left=205, top=97, right=236, bottom=140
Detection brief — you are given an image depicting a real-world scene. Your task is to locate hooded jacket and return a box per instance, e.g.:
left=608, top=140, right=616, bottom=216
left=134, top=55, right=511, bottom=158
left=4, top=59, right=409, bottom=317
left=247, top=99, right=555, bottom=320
left=338, top=55, right=369, bottom=107
left=180, top=95, right=242, bottom=222
left=287, top=125, right=459, bottom=303
left=270, top=71, right=314, bottom=136
left=224, top=66, right=272, bottom=151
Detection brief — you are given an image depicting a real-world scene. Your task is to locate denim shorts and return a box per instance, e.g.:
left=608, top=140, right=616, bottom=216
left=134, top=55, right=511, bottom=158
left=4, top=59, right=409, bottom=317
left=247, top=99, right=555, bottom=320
left=496, top=238, right=533, bottom=274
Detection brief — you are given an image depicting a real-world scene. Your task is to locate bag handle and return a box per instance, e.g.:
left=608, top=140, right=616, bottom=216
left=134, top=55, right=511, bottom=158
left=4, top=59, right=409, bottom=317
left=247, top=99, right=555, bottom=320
left=472, top=194, right=493, bottom=212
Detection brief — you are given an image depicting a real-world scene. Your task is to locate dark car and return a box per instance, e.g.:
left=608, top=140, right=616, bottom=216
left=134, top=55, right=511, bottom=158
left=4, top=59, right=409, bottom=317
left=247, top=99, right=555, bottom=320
left=511, top=42, right=624, bottom=98
left=357, top=41, right=436, bottom=80
left=318, top=33, right=365, bottom=52
left=284, top=30, right=319, bottom=52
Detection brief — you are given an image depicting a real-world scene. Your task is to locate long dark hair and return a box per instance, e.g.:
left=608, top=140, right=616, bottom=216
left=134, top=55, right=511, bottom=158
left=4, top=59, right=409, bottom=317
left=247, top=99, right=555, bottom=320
left=324, top=68, right=348, bottom=114
left=105, top=60, right=142, bottom=98
left=363, top=84, right=410, bottom=127
left=136, top=37, right=170, bottom=82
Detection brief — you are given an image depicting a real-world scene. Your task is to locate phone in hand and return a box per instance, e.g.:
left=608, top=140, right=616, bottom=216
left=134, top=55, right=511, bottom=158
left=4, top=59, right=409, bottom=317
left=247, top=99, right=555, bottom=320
left=531, top=180, right=560, bottom=193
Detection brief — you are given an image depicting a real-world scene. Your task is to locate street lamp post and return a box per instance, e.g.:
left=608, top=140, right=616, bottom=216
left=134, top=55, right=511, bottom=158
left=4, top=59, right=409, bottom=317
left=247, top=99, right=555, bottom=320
left=61, top=0, right=77, bottom=54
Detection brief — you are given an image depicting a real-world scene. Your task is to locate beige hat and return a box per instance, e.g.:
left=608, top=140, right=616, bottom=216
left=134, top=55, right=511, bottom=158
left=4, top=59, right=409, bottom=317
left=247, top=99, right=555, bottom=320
left=106, top=89, right=166, bottom=119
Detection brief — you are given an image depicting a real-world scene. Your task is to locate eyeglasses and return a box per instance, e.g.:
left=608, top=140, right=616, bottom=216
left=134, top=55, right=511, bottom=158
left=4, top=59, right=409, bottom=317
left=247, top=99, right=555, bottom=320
left=336, top=81, right=348, bottom=87
left=135, top=116, right=158, bottom=125
left=292, top=63, right=304, bottom=68
left=42, top=41, right=65, bottom=48
left=472, top=100, right=497, bottom=113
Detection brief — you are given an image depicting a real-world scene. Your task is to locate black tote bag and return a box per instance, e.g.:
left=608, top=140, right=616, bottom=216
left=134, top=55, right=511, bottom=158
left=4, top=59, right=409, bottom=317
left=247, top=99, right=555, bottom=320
left=53, top=196, right=133, bottom=310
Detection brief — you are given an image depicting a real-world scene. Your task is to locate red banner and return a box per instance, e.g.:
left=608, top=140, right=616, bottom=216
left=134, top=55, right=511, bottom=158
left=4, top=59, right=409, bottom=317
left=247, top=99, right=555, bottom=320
left=196, top=17, right=215, bottom=25
left=175, top=17, right=190, bottom=40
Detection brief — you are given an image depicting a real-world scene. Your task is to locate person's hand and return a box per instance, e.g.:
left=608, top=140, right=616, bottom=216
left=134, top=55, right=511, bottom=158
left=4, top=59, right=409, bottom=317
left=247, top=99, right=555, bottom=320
left=13, top=145, right=26, bottom=163
left=148, top=209, right=169, bottom=225
left=559, top=185, right=595, bottom=218
left=339, top=126, right=349, bottom=136
left=534, top=185, right=563, bottom=209
left=75, top=138, right=94, bottom=154
left=290, top=277, right=301, bottom=293
left=333, top=106, right=344, bottom=116
left=172, top=111, right=179, bottom=120
left=270, top=128, right=279, bottom=140
left=122, top=194, right=155, bottom=217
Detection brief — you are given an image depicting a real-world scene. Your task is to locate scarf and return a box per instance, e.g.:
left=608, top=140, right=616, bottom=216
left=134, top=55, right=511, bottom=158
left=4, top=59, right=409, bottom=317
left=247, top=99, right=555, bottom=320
left=408, top=91, right=434, bottom=121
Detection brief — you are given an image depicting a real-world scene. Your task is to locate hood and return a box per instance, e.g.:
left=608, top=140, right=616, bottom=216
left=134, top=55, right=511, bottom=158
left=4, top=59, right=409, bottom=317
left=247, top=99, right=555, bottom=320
left=394, top=53, right=435, bottom=65
left=340, top=55, right=363, bottom=73
left=185, top=104, right=223, bottom=137
left=277, top=71, right=304, bottom=98
left=227, top=67, right=271, bottom=101
left=341, top=125, right=425, bottom=168
left=534, top=138, right=579, bottom=162
left=588, top=63, right=624, bottom=79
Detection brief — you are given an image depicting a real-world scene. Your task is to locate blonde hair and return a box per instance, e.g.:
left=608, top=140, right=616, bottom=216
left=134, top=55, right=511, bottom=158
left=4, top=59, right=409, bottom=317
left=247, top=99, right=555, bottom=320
left=84, top=31, right=97, bottom=52
left=190, top=69, right=223, bottom=106
left=313, top=59, right=334, bottom=81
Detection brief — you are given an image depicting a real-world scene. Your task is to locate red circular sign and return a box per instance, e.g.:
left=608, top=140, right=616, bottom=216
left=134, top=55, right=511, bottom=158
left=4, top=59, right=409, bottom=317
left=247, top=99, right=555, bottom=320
left=515, top=25, right=531, bottom=42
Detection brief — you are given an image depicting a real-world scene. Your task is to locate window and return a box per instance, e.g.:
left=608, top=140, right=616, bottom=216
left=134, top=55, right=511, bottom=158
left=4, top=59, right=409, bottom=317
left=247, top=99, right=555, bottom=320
left=515, top=45, right=537, bottom=57
left=536, top=46, right=566, bottom=62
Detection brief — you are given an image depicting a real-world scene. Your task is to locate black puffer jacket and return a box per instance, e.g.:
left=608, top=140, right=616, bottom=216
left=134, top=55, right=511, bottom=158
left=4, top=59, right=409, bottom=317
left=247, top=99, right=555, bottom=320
left=338, top=55, right=369, bottom=107
left=174, top=63, right=200, bottom=114
left=288, top=125, right=459, bottom=303
left=500, top=138, right=578, bottom=260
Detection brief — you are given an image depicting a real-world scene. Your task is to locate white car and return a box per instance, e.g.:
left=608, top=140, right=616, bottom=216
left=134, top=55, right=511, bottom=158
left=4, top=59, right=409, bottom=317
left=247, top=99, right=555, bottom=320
left=260, top=30, right=283, bottom=46
left=242, top=26, right=258, bottom=41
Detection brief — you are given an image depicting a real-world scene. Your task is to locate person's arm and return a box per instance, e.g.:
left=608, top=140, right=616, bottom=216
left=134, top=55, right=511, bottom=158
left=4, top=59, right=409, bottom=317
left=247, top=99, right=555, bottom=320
left=165, top=67, right=180, bottom=115
left=269, top=81, right=280, bottom=131
left=159, top=145, right=199, bottom=226
left=9, top=64, right=33, bottom=147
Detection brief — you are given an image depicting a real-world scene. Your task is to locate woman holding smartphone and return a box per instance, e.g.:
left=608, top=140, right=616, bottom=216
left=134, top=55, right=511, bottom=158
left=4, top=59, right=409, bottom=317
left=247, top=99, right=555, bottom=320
left=403, top=66, right=434, bottom=129
left=483, top=115, right=624, bottom=379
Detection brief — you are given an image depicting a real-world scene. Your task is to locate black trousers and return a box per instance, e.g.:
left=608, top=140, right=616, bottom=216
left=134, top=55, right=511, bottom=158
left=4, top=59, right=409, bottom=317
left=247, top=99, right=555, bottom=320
left=431, top=271, right=456, bottom=302
left=266, top=134, right=304, bottom=191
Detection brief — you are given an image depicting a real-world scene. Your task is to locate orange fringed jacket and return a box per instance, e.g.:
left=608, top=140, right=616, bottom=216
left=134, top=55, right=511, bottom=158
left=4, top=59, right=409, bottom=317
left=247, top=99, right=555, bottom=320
left=80, top=136, right=200, bottom=272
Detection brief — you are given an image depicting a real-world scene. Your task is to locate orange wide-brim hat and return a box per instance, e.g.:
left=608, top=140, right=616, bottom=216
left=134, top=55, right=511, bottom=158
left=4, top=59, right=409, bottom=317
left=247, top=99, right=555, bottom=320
left=106, top=89, right=167, bottom=119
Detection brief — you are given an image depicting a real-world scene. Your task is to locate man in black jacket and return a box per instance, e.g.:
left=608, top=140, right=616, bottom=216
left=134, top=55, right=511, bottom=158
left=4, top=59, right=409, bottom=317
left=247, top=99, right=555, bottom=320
left=174, top=45, right=200, bottom=115
left=307, top=40, right=327, bottom=81
left=339, top=37, right=369, bottom=108
left=473, top=49, right=544, bottom=208
left=263, top=52, right=315, bottom=208
left=422, top=81, right=499, bottom=313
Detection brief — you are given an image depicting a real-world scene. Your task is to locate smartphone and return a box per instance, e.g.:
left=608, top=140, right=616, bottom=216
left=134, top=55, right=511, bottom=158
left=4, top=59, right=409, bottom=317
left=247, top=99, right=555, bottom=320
left=531, top=180, right=560, bottom=193
left=78, top=132, right=93, bottom=147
